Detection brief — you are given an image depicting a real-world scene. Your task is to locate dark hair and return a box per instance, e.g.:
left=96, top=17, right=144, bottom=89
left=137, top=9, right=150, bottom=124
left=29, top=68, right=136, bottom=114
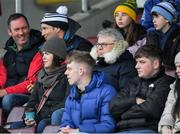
left=7, top=13, right=29, bottom=28
left=114, top=20, right=146, bottom=46
left=66, top=50, right=95, bottom=72
left=135, top=45, right=163, bottom=64
left=52, top=54, right=65, bottom=67
left=173, top=79, right=180, bottom=118
left=102, top=20, right=113, bottom=29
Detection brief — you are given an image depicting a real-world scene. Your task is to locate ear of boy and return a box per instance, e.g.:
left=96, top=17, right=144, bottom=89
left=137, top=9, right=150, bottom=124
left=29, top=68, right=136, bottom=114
left=153, top=59, right=160, bottom=70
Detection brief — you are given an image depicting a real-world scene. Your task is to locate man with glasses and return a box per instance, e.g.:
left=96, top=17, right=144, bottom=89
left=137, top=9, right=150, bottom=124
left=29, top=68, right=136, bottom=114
left=90, top=28, right=137, bottom=92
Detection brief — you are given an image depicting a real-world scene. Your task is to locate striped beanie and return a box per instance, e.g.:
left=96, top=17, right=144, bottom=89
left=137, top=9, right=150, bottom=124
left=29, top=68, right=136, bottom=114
left=151, top=1, right=176, bottom=22
left=114, top=0, right=137, bottom=21
left=41, top=6, right=68, bottom=30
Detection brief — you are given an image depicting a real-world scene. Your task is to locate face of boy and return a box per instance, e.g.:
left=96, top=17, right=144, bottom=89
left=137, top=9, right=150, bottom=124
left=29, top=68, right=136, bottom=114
left=65, top=61, right=81, bottom=85
left=135, top=57, right=159, bottom=79
left=152, top=14, right=169, bottom=33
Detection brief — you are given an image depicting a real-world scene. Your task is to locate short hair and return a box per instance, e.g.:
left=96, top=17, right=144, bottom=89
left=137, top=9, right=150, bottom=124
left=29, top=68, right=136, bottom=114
left=7, top=13, right=29, bottom=28
left=97, top=28, right=124, bottom=43
left=66, top=50, right=95, bottom=72
left=135, top=45, right=163, bottom=64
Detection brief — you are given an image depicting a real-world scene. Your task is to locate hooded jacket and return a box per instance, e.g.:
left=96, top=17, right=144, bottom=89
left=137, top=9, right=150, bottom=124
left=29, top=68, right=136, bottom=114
left=158, top=81, right=180, bottom=133
left=60, top=71, right=117, bottom=133
left=0, top=29, right=45, bottom=94
left=110, top=68, right=175, bottom=132
left=63, top=18, right=93, bottom=52
left=90, top=43, right=137, bottom=92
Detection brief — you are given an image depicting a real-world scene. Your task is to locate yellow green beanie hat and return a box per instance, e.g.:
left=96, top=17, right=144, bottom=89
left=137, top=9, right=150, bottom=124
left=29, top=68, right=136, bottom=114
left=114, top=0, right=137, bottom=22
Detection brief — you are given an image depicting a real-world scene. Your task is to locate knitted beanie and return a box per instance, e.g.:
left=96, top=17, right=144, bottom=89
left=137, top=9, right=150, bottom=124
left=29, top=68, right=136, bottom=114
left=41, top=6, right=68, bottom=30
left=114, top=0, right=137, bottom=21
left=43, top=36, right=67, bottom=60
left=151, top=1, right=176, bottom=22
left=175, top=52, right=180, bottom=64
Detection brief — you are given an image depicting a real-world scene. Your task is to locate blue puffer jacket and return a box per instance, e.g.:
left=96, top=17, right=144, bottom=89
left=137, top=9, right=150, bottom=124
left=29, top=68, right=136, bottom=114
left=60, top=71, right=117, bottom=133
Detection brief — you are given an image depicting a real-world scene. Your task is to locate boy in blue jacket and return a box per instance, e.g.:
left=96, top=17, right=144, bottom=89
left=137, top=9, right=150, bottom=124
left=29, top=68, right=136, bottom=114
left=60, top=50, right=117, bottom=133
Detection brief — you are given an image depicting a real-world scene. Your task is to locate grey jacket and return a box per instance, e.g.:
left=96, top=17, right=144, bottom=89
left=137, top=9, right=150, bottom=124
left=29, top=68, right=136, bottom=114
left=158, top=82, right=180, bottom=133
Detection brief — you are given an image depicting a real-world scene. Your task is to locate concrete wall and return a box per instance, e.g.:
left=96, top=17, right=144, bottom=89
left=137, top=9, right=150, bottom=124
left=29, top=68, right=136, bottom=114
left=73, top=0, right=119, bottom=38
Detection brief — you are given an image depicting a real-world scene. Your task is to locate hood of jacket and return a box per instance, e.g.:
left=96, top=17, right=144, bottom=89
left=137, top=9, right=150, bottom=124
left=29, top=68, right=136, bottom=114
left=90, top=41, right=128, bottom=64
left=63, top=18, right=81, bottom=42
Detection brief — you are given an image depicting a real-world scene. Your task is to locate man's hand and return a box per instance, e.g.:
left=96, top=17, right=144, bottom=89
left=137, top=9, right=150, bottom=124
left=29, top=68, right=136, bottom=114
left=161, top=126, right=172, bottom=134
left=59, top=126, right=79, bottom=134
left=27, top=81, right=35, bottom=92
left=0, top=89, right=7, bottom=97
left=136, top=97, right=145, bottom=104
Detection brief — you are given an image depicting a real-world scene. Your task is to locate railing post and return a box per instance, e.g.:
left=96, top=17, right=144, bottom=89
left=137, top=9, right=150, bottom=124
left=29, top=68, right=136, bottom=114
left=81, top=0, right=90, bottom=12
left=15, top=0, right=22, bottom=13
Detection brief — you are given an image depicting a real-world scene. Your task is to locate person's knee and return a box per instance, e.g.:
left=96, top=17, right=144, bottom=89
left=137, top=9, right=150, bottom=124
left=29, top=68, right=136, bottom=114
left=51, top=108, right=64, bottom=125
left=2, top=94, right=15, bottom=112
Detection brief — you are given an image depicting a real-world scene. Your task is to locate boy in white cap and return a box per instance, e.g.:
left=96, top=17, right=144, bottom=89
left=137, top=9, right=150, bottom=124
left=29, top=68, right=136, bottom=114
left=41, top=5, right=93, bottom=53
left=146, top=1, right=180, bottom=76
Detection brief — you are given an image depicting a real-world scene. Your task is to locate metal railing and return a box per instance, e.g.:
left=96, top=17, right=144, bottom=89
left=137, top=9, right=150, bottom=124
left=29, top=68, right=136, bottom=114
left=15, top=0, right=91, bottom=13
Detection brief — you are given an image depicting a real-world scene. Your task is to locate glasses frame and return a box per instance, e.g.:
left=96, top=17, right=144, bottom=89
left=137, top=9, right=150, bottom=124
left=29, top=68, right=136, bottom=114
left=95, top=42, right=114, bottom=49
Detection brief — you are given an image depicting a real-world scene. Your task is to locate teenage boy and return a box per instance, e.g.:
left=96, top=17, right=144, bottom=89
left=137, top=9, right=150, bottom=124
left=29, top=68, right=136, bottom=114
left=60, top=50, right=117, bottom=133
left=146, top=1, right=180, bottom=76
left=110, top=45, right=175, bottom=133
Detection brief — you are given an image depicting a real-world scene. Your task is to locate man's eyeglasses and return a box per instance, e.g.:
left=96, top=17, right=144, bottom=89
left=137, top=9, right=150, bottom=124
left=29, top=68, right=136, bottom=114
left=95, top=42, right=114, bottom=48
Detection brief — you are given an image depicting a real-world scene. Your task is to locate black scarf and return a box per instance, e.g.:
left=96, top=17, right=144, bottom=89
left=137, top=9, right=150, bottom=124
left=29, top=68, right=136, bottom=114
left=37, top=65, right=66, bottom=89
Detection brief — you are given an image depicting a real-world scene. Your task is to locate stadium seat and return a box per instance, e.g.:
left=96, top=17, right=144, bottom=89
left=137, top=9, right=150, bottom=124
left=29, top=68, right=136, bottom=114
left=43, top=125, right=60, bottom=133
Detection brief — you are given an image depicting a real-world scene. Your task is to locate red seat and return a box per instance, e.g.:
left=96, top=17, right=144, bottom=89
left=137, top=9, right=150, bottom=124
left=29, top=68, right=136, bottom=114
left=7, top=106, right=25, bottom=123
left=8, top=126, right=36, bottom=134
left=43, top=125, right=60, bottom=133
left=87, top=36, right=97, bottom=45
left=0, top=108, right=3, bottom=125
left=6, top=106, right=36, bottom=133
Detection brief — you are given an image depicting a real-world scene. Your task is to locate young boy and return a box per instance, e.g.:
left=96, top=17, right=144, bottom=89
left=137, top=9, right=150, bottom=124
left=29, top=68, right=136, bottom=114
left=110, top=45, right=175, bottom=133
left=60, top=50, right=117, bottom=133
left=146, top=1, right=180, bottom=76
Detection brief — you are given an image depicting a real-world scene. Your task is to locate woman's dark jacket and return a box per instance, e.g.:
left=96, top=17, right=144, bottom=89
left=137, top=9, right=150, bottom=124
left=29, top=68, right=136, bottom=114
left=25, top=66, right=69, bottom=121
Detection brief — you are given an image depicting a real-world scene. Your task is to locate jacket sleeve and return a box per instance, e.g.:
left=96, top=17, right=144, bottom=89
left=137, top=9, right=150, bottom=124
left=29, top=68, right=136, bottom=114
left=118, top=61, right=137, bottom=91
left=141, top=0, right=154, bottom=29
left=25, top=82, right=39, bottom=111
left=79, top=86, right=117, bottom=133
left=110, top=81, right=137, bottom=119
left=5, top=52, right=43, bottom=94
left=121, top=76, right=173, bottom=119
left=60, top=96, right=76, bottom=129
left=0, top=59, right=7, bottom=88
left=158, top=82, right=176, bottom=131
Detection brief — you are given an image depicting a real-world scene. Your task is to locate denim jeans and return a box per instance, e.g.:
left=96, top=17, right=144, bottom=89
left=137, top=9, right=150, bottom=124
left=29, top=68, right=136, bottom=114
left=2, top=94, right=29, bottom=116
left=51, top=108, right=64, bottom=125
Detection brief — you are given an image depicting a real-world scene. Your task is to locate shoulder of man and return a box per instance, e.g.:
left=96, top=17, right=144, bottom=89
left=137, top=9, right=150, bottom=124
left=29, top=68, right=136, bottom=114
left=0, top=48, right=7, bottom=59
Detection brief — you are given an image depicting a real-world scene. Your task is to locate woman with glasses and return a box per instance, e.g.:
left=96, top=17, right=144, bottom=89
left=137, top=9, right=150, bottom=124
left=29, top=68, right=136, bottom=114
left=90, top=28, right=137, bottom=92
